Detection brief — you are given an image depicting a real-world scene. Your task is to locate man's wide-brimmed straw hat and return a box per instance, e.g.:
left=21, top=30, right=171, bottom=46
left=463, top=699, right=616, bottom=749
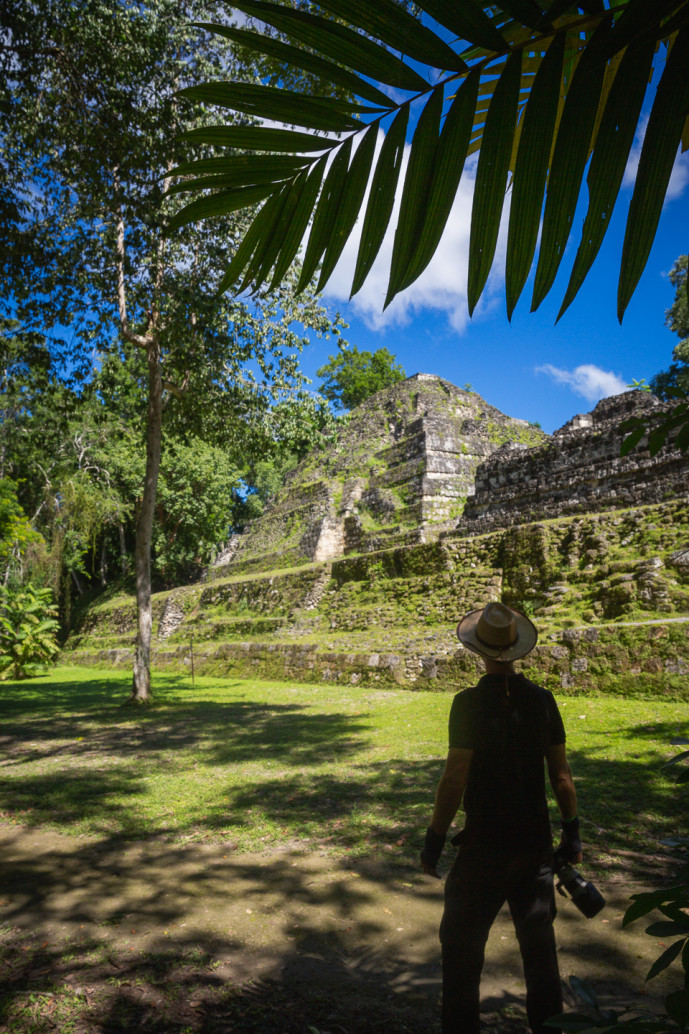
left=456, top=602, right=537, bottom=661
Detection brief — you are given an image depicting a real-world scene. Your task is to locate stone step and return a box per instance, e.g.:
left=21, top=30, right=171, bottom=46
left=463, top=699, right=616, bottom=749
left=174, top=616, right=288, bottom=641
left=207, top=548, right=311, bottom=580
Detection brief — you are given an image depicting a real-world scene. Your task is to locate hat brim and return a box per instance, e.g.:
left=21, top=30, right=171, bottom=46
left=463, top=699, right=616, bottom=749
left=456, top=607, right=538, bottom=661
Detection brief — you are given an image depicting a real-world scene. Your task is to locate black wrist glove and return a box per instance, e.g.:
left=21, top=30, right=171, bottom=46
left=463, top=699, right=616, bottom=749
left=558, top=816, right=582, bottom=862
left=421, top=826, right=446, bottom=869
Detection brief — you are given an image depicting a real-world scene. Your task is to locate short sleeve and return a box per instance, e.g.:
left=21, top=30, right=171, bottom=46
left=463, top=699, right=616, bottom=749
left=448, top=691, right=476, bottom=749
left=546, top=691, right=566, bottom=746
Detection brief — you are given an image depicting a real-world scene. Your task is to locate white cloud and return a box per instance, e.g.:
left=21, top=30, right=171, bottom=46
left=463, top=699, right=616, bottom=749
left=666, top=153, right=689, bottom=200
left=535, top=363, right=628, bottom=402
left=244, top=117, right=507, bottom=331
left=623, top=115, right=689, bottom=202
left=321, top=133, right=507, bottom=333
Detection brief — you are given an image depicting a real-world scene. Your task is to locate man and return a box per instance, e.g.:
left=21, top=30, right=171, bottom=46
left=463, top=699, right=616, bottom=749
left=421, top=601, right=582, bottom=1034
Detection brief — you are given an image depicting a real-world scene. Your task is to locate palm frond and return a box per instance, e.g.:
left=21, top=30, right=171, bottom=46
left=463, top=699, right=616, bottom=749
left=171, top=0, right=689, bottom=319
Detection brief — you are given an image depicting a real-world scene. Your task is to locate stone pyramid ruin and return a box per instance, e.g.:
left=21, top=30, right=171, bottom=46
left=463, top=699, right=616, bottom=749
left=67, top=375, right=689, bottom=698
left=215, top=373, right=546, bottom=578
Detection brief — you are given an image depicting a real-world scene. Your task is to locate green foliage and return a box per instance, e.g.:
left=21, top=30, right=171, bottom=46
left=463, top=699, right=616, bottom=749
left=0, top=585, right=59, bottom=680
left=153, top=438, right=241, bottom=585
left=666, top=256, right=689, bottom=343
left=238, top=452, right=300, bottom=523
left=0, top=478, right=42, bottom=584
left=622, top=257, right=689, bottom=457
left=173, top=0, right=689, bottom=321
left=316, top=345, right=406, bottom=410
left=246, top=390, right=345, bottom=464
left=1, top=1, right=347, bottom=660
left=0, top=318, right=55, bottom=481
left=651, top=258, right=689, bottom=400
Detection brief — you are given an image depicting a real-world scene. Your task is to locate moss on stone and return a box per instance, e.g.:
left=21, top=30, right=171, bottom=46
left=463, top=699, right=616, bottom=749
left=64, top=382, right=689, bottom=698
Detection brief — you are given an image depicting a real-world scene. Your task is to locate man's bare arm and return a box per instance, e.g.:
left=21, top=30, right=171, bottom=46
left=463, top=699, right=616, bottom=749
left=430, top=747, right=473, bottom=833
left=421, top=748, right=473, bottom=877
left=547, top=743, right=577, bottom=820
left=547, top=743, right=582, bottom=862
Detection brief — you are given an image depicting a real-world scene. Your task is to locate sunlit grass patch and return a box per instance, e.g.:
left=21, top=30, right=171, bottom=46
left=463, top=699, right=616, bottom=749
left=0, top=667, right=685, bottom=869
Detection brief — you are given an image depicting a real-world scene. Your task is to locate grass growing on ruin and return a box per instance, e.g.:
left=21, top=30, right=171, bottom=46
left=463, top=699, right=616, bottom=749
left=0, top=667, right=686, bottom=873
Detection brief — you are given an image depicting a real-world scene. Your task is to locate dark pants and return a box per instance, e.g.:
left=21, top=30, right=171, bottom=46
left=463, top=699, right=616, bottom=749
left=439, top=838, right=562, bottom=1034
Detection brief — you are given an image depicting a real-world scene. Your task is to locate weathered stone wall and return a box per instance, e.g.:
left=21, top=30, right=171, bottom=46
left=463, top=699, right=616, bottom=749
left=445, top=500, right=689, bottom=621
left=460, top=392, right=689, bottom=534
left=69, top=494, right=689, bottom=640
left=70, top=565, right=329, bottom=649
left=66, top=620, right=689, bottom=700
left=65, top=379, right=689, bottom=700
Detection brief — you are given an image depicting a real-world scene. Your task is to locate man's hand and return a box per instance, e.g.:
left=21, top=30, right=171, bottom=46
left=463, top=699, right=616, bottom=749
left=420, top=826, right=445, bottom=879
left=421, top=853, right=441, bottom=878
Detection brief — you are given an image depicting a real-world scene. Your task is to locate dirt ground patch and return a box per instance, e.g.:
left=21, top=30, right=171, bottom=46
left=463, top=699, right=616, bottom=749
left=0, top=823, right=680, bottom=1033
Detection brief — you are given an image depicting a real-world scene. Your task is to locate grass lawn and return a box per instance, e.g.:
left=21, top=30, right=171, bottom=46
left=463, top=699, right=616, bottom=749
left=1, top=666, right=687, bottom=1034
left=0, top=666, right=686, bottom=872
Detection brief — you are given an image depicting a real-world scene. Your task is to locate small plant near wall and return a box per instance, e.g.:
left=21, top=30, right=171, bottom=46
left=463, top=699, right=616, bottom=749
left=0, top=585, right=60, bottom=680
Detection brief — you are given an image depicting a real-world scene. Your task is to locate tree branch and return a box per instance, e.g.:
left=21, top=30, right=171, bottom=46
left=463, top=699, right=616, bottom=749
left=148, top=158, right=175, bottom=333
left=113, top=163, right=150, bottom=350
left=162, top=371, right=190, bottom=399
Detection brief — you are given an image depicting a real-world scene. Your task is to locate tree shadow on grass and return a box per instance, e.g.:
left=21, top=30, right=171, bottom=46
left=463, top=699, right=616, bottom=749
left=0, top=672, right=138, bottom=716
left=0, top=671, right=371, bottom=762
left=0, top=824, right=661, bottom=1034
left=0, top=670, right=244, bottom=716
left=558, top=747, right=685, bottom=879
left=0, top=671, right=679, bottom=1029
left=221, top=748, right=684, bottom=878
left=0, top=930, right=446, bottom=1034
left=625, top=718, right=689, bottom=743
left=0, top=824, right=447, bottom=1033
left=0, top=672, right=684, bottom=876
left=0, top=699, right=370, bottom=765
left=0, top=731, right=683, bottom=870
left=0, top=671, right=378, bottom=838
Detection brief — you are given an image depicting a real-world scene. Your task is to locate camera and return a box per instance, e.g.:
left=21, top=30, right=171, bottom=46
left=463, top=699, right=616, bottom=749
left=553, top=847, right=605, bottom=918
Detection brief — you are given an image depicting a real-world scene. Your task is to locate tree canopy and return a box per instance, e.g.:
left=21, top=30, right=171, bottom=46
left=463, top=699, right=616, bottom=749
left=317, top=346, right=406, bottom=410
left=650, top=256, right=689, bottom=398
left=1, top=0, right=344, bottom=699
left=173, top=0, right=689, bottom=322
left=621, top=254, right=689, bottom=456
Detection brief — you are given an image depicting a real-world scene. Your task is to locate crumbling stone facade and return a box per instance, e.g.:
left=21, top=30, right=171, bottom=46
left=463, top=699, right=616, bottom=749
left=65, top=377, right=689, bottom=698
left=460, top=392, right=688, bottom=533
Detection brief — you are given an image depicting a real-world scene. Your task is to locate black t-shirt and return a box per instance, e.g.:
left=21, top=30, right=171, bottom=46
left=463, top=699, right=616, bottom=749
left=448, top=673, right=566, bottom=843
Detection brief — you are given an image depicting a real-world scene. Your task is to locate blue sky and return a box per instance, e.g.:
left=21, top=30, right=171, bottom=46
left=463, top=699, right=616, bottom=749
left=297, top=143, right=688, bottom=435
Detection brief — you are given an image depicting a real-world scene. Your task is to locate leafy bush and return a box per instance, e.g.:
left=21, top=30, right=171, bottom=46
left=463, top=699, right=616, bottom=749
left=0, top=585, right=60, bottom=680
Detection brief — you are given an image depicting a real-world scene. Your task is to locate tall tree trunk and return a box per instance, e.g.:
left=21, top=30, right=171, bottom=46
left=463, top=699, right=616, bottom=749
left=118, top=523, right=128, bottom=577
left=100, top=536, right=107, bottom=588
left=131, top=340, right=163, bottom=703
